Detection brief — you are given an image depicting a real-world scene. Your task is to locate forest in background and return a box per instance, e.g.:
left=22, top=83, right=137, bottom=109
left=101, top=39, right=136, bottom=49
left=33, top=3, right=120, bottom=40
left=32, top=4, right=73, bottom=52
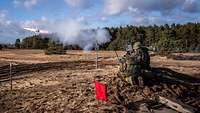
left=106, top=22, right=200, bottom=52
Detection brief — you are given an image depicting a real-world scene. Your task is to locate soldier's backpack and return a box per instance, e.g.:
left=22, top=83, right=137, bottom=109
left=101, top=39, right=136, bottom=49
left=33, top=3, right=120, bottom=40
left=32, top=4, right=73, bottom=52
left=140, top=47, right=150, bottom=69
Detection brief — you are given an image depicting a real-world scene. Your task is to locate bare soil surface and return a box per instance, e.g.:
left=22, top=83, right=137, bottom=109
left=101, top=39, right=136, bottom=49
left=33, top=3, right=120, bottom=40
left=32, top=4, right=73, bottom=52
left=0, top=49, right=200, bottom=113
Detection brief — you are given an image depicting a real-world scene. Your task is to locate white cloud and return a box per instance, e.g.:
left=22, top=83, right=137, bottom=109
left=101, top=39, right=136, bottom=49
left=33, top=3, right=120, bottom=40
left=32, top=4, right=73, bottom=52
left=0, top=10, right=25, bottom=43
left=0, top=12, right=6, bottom=19
left=64, top=0, right=93, bottom=9
left=12, top=0, right=39, bottom=9
left=0, top=10, right=11, bottom=26
left=101, top=16, right=107, bottom=21
left=102, top=0, right=200, bottom=26
left=103, top=0, right=186, bottom=16
left=13, top=0, right=20, bottom=7
left=103, top=0, right=129, bottom=16
left=76, top=16, right=85, bottom=22
left=197, top=17, right=200, bottom=23
left=183, top=0, right=200, bottom=13
left=21, top=16, right=50, bottom=29
left=24, top=0, right=38, bottom=9
left=41, top=16, right=47, bottom=21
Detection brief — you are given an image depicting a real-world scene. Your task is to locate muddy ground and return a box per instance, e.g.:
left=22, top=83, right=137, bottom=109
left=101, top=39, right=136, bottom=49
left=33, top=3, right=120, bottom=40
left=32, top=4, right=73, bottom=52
left=0, top=49, right=200, bottom=113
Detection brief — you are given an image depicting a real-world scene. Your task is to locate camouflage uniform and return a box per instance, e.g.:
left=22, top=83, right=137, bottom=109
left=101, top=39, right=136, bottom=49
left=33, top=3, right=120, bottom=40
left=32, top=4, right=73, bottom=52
left=119, top=42, right=142, bottom=85
left=131, top=42, right=143, bottom=85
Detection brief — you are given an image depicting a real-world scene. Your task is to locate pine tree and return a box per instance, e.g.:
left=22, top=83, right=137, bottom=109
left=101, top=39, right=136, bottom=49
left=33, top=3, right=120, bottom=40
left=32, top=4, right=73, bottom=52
left=44, top=40, right=66, bottom=55
left=15, top=39, right=21, bottom=49
left=0, top=44, right=2, bottom=50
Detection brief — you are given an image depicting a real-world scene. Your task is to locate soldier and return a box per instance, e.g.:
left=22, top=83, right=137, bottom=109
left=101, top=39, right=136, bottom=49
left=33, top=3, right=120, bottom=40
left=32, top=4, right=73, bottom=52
left=132, top=42, right=145, bottom=87
left=119, top=41, right=150, bottom=87
left=118, top=45, right=132, bottom=85
left=118, top=42, right=142, bottom=86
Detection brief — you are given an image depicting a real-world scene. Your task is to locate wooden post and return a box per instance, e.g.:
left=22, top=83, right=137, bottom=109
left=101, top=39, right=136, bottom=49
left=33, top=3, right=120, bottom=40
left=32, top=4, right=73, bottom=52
left=10, top=63, right=12, bottom=91
left=157, top=96, right=196, bottom=113
left=96, top=43, right=98, bottom=69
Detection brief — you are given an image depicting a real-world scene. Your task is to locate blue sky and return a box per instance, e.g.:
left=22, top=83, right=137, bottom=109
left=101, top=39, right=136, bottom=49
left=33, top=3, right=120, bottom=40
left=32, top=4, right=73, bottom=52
left=0, top=0, right=200, bottom=43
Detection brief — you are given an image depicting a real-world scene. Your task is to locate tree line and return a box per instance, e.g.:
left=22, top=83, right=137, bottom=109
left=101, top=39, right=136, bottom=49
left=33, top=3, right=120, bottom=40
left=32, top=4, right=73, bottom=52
left=13, top=35, right=81, bottom=50
left=106, top=22, right=200, bottom=52
left=13, top=35, right=66, bottom=54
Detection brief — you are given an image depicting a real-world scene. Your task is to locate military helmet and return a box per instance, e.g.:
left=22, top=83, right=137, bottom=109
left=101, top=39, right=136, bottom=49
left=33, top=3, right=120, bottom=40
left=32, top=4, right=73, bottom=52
left=133, top=42, right=141, bottom=49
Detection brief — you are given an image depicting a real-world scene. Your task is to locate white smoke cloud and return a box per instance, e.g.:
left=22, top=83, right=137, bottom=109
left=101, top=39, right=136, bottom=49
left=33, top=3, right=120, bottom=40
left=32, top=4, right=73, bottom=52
left=47, top=19, right=111, bottom=50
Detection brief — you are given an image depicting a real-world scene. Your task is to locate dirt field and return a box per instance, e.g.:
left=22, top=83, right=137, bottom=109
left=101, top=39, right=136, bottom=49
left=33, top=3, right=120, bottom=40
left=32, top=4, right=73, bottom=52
left=0, top=49, right=200, bottom=113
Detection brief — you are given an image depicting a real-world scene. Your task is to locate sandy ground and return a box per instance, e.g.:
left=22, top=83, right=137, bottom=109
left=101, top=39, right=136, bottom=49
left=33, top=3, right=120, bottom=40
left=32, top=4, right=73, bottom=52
left=0, top=49, right=199, bottom=76
left=0, top=49, right=121, bottom=64
left=0, top=49, right=200, bottom=113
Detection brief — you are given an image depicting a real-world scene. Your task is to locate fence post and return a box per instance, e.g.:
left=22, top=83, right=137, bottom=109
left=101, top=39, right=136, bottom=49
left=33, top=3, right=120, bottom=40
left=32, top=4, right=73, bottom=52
left=96, top=43, right=99, bottom=69
left=10, top=63, right=12, bottom=91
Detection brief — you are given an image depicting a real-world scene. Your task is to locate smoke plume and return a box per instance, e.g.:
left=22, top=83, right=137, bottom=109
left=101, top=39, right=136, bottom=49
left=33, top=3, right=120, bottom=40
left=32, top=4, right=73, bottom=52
left=43, top=19, right=111, bottom=50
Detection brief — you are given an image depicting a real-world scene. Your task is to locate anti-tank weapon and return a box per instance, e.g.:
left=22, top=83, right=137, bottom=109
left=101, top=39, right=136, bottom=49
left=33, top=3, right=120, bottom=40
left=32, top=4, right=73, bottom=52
left=114, top=50, right=121, bottom=63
